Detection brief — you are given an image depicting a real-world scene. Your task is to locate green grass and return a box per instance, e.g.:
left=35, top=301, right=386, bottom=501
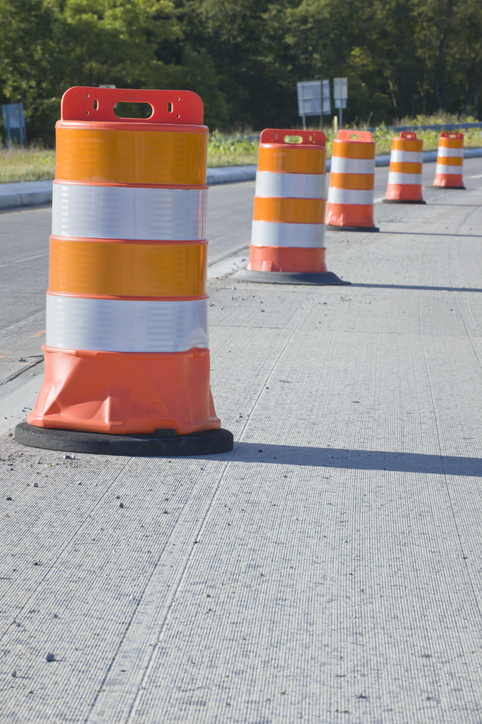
left=0, top=146, right=56, bottom=183
left=211, top=123, right=482, bottom=161
left=1, top=118, right=481, bottom=183
left=0, top=133, right=260, bottom=182
left=207, top=131, right=259, bottom=167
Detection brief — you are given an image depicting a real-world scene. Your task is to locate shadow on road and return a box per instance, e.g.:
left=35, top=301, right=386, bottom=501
left=207, top=442, right=481, bottom=477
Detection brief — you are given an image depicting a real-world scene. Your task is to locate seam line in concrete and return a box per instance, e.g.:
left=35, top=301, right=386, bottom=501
left=418, top=284, right=482, bottom=626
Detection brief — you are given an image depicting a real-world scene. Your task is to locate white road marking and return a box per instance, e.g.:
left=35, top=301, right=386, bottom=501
left=0, top=252, right=48, bottom=268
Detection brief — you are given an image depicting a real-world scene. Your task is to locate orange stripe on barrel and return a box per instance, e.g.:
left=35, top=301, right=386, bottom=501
left=440, top=137, right=463, bottom=149
left=438, top=156, right=463, bottom=166
left=390, top=162, right=422, bottom=174
left=392, top=139, right=423, bottom=153
left=332, top=141, right=374, bottom=160
left=253, top=197, right=326, bottom=224
left=257, top=146, right=326, bottom=175
left=55, top=129, right=208, bottom=186
left=329, top=173, right=374, bottom=190
left=49, top=237, right=207, bottom=298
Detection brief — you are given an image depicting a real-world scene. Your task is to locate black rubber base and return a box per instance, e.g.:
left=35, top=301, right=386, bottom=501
left=432, top=185, right=466, bottom=190
left=231, top=269, right=350, bottom=286
left=14, top=422, right=234, bottom=457
left=327, top=225, right=379, bottom=233
left=383, top=199, right=426, bottom=204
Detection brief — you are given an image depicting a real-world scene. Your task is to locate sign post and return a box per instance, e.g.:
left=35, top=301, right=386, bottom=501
left=333, top=78, right=348, bottom=129
left=296, top=81, right=331, bottom=129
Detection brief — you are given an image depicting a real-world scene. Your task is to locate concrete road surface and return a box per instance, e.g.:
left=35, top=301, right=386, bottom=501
left=1, top=159, right=482, bottom=723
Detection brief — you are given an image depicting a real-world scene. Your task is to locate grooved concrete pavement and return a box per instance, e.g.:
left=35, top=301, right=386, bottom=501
left=0, top=177, right=482, bottom=722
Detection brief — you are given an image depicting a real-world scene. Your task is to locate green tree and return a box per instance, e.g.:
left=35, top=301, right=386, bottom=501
left=446, top=0, right=482, bottom=114
left=0, top=0, right=227, bottom=142
left=176, top=0, right=301, bottom=129
left=1, top=0, right=480, bottom=142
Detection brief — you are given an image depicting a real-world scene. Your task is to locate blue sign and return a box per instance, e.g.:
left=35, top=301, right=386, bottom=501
left=2, top=103, right=26, bottom=146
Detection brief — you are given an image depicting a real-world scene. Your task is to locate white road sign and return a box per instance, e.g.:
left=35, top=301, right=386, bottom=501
left=297, top=81, right=331, bottom=128
left=333, top=77, right=348, bottom=110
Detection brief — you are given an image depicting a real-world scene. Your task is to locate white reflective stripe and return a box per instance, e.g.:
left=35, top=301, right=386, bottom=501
left=437, top=146, right=464, bottom=158
left=251, top=221, right=325, bottom=248
left=388, top=172, right=422, bottom=185
left=52, top=184, right=207, bottom=241
left=330, top=157, right=375, bottom=174
left=435, top=164, right=463, bottom=176
left=327, top=187, right=374, bottom=205
left=255, top=171, right=325, bottom=199
left=46, top=295, right=209, bottom=352
left=390, top=150, right=423, bottom=163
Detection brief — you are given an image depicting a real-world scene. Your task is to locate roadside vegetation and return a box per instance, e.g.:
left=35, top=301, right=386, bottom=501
left=0, top=1, right=481, bottom=147
left=2, top=116, right=482, bottom=183
left=0, top=146, right=56, bottom=184
left=207, top=132, right=259, bottom=167
left=326, top=115, right=482, bottom=157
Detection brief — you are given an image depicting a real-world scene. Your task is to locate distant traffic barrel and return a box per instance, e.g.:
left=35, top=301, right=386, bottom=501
left=433, top=132, right=465, bottom=189
left=384, top=131, right=425, bottom=204
left=17, top=86, right=233, bottom=456
left=326, top=130, right=378, bottom=231
left=233, top=129, right=348, bottom=286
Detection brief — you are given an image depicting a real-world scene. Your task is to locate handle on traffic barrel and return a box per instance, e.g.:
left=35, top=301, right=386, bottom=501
left=260, top=128, right=325, bottom=147
left=400, top=131, right=418, bottom=140
left=61, top=86, right=204, bottom=125
left=337, top=129, right=372, bottom=142
left=441, top=132, right=463, bottom=140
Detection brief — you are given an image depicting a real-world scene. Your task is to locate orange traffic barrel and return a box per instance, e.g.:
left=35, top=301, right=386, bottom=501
left=232, top=129, right=349, bottom=286
left=433, top=132, right=465, bottom=189
left=325, top=130, right=378, bottom=231
left=15, top=86, right=233, bottom=457
left=384, top=131, right=425, bottom=204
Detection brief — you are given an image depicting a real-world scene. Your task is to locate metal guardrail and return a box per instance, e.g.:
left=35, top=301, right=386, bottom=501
left=366, top=122, right=482, bottom=133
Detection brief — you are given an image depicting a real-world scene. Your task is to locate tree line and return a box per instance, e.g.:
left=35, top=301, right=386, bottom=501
left=0, top=0, right=481, bottom=144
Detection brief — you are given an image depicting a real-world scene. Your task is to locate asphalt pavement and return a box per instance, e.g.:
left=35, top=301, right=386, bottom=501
left=1, top=159, right=482, bottom=722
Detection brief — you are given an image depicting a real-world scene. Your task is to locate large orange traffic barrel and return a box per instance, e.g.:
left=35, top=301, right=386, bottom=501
left=383, top=131, right=425, bottom=204
left=15, top=87, right=233, bottom=456
left=233, top=129, right=348, bottom=286
left=433, top=132, right=465, bottom=189
left=325, top=130, right=378, bottom=232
